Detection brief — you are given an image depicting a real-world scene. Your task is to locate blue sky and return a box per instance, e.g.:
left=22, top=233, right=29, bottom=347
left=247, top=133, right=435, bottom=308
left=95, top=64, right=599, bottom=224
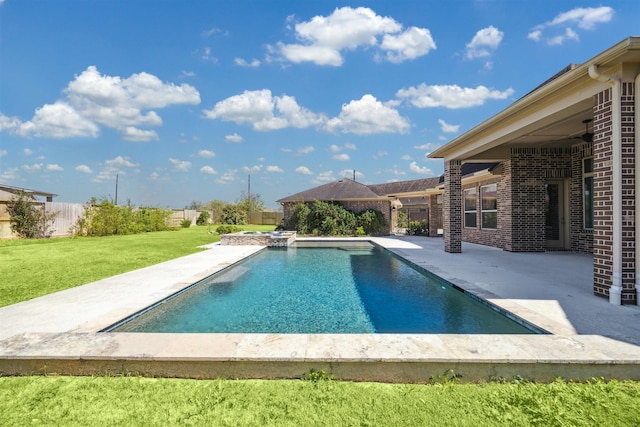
left=1, top=1, right=638, bottom=209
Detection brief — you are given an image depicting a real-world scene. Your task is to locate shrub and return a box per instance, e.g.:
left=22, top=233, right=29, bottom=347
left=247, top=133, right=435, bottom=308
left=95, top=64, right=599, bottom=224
left=356, top=209, right=387, bottom=235
left=6, top=191, right=57, bottom=238
left=221, top=205, right=247, bottom=225
left=196, top=211, right=210, bottom=226
left=407, top=220, right=429, bottom=236
left=215, top=225, right=242, bottom=235
left=286, top=203, right=311, bottom=234
left=308, top=201, right=356, bottom=236
left=74, top=198, right=172, bottom=236
left=180, top=219, right=192, bottom=228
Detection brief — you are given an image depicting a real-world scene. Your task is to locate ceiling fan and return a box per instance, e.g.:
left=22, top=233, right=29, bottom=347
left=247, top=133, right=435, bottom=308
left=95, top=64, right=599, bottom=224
left=581, top=119, right=593, bottom=142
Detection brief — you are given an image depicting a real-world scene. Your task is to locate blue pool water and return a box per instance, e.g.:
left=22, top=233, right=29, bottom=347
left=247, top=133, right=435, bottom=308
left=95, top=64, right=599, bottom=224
left=111, top=245, right=535, bottom=334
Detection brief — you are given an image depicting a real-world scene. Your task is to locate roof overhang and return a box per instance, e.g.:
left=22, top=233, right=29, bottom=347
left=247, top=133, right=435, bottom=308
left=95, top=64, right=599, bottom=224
left=429, top=37, right=640, bottom=162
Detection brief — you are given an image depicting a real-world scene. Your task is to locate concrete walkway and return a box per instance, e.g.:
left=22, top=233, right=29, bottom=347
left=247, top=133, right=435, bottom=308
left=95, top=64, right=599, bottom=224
left=1, top=236, right=639, bottom=382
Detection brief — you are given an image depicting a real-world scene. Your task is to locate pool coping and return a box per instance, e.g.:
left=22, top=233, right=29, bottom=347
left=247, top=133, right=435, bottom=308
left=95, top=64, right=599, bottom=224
left=1, top=237, right=639, bottom=383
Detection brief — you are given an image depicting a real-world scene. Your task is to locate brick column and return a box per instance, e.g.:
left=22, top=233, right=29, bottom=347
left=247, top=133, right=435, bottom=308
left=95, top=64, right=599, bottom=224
left=443, top=160, right=462, bottom=253
left=428, top=194, right=441, bottom=237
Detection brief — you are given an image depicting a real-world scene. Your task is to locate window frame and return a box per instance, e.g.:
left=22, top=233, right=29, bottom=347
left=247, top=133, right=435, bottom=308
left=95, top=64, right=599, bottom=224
left=463, top=188, right=477, bottom=228
left=480, top=183, right=498, bottom=230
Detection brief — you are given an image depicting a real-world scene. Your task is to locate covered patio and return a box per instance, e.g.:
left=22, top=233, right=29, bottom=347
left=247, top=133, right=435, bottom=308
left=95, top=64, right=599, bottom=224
left=430, top=37, right=640, bottom=305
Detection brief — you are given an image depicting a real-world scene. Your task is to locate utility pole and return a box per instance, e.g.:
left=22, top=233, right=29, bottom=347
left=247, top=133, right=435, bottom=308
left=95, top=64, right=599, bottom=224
left=115, top=174, right=119, bottom=205
left=353, top=169, right=356, bottom=181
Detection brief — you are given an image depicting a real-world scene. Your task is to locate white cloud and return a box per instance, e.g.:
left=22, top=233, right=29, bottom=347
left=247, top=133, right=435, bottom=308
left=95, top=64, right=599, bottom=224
left=266, top=165, right=284, bottom=173
left=373, top=151, right=388, bottom=160
left=76, top=164, right=93, bottom=173
left=203, top=89, right=325, bottom=131
left=1, top=167, right=19, bottom=181
left=23, top=148, right=33, bottom=156
left=295, top=166, right=312, bottom=175
left=234, top=58, right=261, bottom=67
left=401, top=155, right=412, bottom=161
left=216, top=169, right=238, bottom=184
left=330, top=143, right=357, bottom=152
left=46, top=164, right=64, bottom=172
left=242, top=165, right=262, bottom=173
left=529, top=7, right=613, bottom=45
left=465, top=26, right=503, bottom=59
left=202, top=47, right=218, bottom=63
left=325, top=94, right=410, bottom=135
left=333, top=153, right=350, bottom=161
left=409, top=161, right=433, bottom=175
left=197, top=149, right=216, bottom=158
left=22, top=163, right=43, bottom=172
left=121, top=126, right=159, bottom=142
left=438, top=119, right=460, bottom=133
left=107, top=155, right=138, bottom=168
left=397, top=84, right=514, bottom=109
left=297, top=146, right=315, bottom=155
left=225, top=133, right=244, bottom=143
left=380, top=27, right=436, bottom=63
left=200, top=166, right=217, bottom=175
left=270, top=7, right=433, bottom=66
left=414, top=142, right=442, bottom=151
left=169, top=158, right=191, bottom=172
left=0, top=149, right=7, bottom=157
left=313, top=170, right=335, bottom=184
left=1, top=66, right=200, bottom=140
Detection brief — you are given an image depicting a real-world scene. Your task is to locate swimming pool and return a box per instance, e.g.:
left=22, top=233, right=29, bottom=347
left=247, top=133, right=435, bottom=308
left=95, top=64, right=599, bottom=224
left=109, top=243, right=536, bottom=334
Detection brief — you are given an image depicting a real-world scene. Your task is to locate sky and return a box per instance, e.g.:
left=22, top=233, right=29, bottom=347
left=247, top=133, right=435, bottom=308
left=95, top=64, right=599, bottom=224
left=1, top=1, right=638, bottom=209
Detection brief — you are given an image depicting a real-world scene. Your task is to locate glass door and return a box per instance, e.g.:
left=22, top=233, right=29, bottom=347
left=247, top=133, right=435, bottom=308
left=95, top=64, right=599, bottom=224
left=545, top=180, right=567, bottom=249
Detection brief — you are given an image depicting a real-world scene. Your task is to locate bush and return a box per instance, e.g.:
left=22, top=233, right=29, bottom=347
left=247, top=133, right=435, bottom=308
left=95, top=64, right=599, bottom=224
left=407, top=220, right=429, bottom=236
left=286, top=203, right=311, bottom=234
left=180, top=219, right=192, bottom=228
left=356, top=209, right=387, bottom=235
left=308, top=201, right=356, bottom=236
left=196, top=211, right=210, bottom=226
left=221, top=205, right=247, bottom=225
left=74, top=198, right=172, bottom=236
left=6, top=191, right=57, bottom=238
left=215, top=225, right=242, bottom=235
left=283, top=201, right=386, bottom=236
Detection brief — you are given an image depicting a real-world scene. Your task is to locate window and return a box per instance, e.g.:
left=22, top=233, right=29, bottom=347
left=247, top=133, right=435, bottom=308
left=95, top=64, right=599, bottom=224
left=464, top=188, right=477, bottom=228
left=583, top=157, right=594, bottom=229
left=481, top=184, right=497, bottom=229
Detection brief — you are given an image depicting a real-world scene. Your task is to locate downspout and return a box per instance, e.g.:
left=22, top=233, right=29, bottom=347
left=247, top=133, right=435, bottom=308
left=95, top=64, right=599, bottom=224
left=588, top=64, right=623, bottom=305
left=636, top=72, right=640, bottom=304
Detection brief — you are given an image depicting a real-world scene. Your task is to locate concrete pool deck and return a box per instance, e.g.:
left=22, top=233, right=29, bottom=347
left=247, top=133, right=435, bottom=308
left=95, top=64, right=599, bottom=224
left=1, top=236, right=639, bottom=382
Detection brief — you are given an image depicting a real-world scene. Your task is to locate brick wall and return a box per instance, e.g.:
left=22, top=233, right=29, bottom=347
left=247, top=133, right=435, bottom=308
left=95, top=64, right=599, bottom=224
left=428, top=194, right=442, bottom=237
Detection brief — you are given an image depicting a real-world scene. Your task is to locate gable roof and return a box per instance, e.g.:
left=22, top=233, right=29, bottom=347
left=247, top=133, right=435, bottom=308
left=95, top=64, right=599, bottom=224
left=277, top=178, right=383, bottom=203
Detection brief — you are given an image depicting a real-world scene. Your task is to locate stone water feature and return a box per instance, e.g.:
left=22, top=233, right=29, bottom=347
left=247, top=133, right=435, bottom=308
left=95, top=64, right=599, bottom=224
left=220, top=231, right=296, bottom=247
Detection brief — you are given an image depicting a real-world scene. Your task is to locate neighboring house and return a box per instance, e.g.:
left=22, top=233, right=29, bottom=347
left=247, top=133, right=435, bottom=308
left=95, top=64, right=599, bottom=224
left=0, top=184, right=58, bottom=239
left=277, top=177, right=440, bottom=235
left=428, top=37, right=640, bottom=305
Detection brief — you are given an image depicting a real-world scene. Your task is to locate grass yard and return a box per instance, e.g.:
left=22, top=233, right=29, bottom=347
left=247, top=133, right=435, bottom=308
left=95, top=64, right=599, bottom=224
left=2, top=226, right=640, bottom=426
left=0, top=224, right=275, bottom=307
left=0, top=376, right=638, bottom=426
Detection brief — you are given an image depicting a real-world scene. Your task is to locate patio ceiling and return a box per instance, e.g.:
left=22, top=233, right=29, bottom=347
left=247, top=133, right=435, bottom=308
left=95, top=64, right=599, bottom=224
left=429, top=37, right=640, bottom=163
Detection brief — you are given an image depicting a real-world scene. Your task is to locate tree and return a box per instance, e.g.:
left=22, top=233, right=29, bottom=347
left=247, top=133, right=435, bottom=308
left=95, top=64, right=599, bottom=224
left=221, top=204, right=247, bottom=225
left=236, top=192, right=265, bottom=214
left=6, top=191, right=57, bottom=238
left=186, top=200, right=203, bottom=210
left=203, top=199, right=230, bottom=223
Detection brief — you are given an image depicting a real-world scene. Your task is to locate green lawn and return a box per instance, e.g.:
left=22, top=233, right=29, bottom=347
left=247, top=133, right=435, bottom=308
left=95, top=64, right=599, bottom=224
left=0, top=224, right=275, bottom=307
left=0, top=376, right=638, bottom=426
left=2, top=227, right=640, bottom=425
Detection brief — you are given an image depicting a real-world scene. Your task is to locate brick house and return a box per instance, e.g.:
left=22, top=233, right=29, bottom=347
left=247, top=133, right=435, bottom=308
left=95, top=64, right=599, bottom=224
left=277, top=177, right=440, bottom=234
left=429, top=37, right=640, bottom=305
